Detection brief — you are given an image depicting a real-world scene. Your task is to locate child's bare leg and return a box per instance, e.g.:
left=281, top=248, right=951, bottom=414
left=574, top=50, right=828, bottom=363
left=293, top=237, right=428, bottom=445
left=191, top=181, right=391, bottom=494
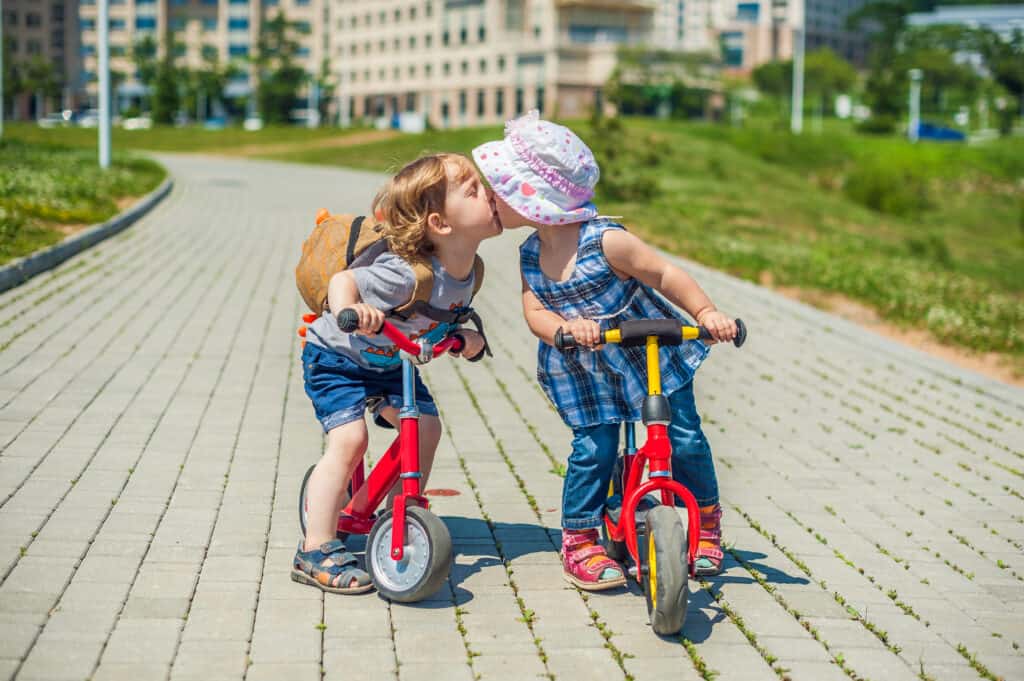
left=376, top=407, right=442, bottom=506
left=304, top=419, right=368, bottom=550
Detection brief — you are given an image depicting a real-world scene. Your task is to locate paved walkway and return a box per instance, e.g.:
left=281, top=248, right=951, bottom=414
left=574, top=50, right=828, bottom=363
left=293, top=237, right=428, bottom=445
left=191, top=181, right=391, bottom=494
left=0, top=155, right=1022, bottom=681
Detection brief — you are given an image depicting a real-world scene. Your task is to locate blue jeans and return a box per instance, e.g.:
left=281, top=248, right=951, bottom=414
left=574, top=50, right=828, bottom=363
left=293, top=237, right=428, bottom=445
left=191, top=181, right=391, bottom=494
left=561, top=382, right=718, bottom=530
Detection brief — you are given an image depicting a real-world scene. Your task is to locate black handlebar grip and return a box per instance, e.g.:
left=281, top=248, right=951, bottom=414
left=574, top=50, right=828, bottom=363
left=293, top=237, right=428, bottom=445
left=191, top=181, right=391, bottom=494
left=337, top=308, right=360, bottom=333
left=734, top=318, right=747, bottom=348
left=553, top=327, right=578, bottom=351
left=697, top=326, right=713, bottom=341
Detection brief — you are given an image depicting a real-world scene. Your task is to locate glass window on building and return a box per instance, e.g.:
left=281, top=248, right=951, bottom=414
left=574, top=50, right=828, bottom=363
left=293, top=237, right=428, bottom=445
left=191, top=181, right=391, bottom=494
left=459, top=90, right=467, bottom=115
left=229, top=44, right=249, bottom=57
left=297, top=46, right=310, bottom=57
left=426, top=2, right=432, bottom=18
left=720, top=31, right=743, bottom=66
left=109, top=18, right=126, bottom=29
left=296, top=21, right=311, bottom=34
left=170, top=17, right=186, bottom=29
left=425, top=63, right=433, bottom=77
left=378, top=39, right=386, bottom=52
left=379, top=10, right=386, bottom=24
left=478, top=25, right=486, bottom=42
left=406, top=92, right=416, bottom=111
left=410, top=36, right=417, bottom=49
left=441, top=100, right=449, bottom=120
left=460, top=27, right=467, bottom=44
left=409, top=64, right=416, bottom=77
left=443, top=62, right=450, bottom=75
left=228, top=0, right=248, bottom=4
left=394, top=8, right=401, bottom=21
left=394, top=38, right=401, bottom=50
left=296, top=0, right=310, bottom=5
left=515, top=87, right=524, bottom=115
left=393, top=66, right=400, bottom=80
left=411, top=6, right=417, bottom=20
left=26, top=40, right=41, bottom=54
left=81, top=44, right=96, bottom=56
left=443, top=30, right=450, bottom=46
left=536, top=86, right=544, bottom=114
left=202, top=44, right=218, bottom=59
left=479, top=58, right=487, bottom=74
left=426, top=33, right=433, bottom=47
left=81, top=18, right=96, bottom=30
left=496, top=88, right=504, bottom=116
left=52, top=4, right=64, bottom=21
left=110, top=44, right=126, bottom=56
left=228, top=17, right=248, bottom=30
left=26, top=12, right=42, bottom=27
left=497, top=55, right=506, bottom=71
left=350, top=71, right=357, bottom=82
left=461, top=60, right=468, bottom=74
left=173, top=44, right=186, bottom=57
left=5, top=9, right=18, bottom=23
left=736, top=1, right=758, bottom=20
left=477, top=90, right=485, bottom=116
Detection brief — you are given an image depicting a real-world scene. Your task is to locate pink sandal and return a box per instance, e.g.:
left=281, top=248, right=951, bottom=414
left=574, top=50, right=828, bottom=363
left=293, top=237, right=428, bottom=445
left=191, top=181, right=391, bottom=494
left=694, top=504, right=724, bottom=576
left=561, top=529, right=626, bottom=591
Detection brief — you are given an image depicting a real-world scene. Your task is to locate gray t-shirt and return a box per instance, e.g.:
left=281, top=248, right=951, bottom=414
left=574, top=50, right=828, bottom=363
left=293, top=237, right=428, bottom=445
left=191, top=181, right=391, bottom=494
left=306, top=252, right=476, bottom=371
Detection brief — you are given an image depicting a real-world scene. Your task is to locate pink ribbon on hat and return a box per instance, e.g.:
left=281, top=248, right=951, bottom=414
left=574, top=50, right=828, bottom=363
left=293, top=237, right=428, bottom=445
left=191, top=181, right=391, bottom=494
left=505, top=112, right=594, bottom=204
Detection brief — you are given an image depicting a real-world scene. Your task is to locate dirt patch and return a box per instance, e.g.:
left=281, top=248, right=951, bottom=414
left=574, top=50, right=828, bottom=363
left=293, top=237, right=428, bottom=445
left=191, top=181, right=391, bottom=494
left=208, top=129, right=400, bottom=157
left=758, top=272, right=1024, bottom=388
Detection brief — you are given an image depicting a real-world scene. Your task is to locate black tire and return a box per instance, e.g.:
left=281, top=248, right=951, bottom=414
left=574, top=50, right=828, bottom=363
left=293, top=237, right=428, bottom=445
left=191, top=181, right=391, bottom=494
left=601, top=522, right=628, bottom=561
left=298, top=464, right=350, bottom=541
left=603, top=455, right=628, bottom=561
left=639, top=505, right=689, bottom=636
left=366, top=505, right=452, bottom=603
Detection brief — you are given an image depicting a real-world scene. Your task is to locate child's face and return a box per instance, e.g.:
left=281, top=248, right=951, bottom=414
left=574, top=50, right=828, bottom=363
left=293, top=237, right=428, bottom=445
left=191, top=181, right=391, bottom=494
left=441, top=161, right=504, bottom=242
left=492, top=195, right=532, bottom=230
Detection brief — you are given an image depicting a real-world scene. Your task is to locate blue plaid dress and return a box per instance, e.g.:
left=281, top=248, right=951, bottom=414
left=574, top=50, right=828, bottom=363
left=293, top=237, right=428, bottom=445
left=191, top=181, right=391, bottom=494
left=520, top=218, right=709, bottom=429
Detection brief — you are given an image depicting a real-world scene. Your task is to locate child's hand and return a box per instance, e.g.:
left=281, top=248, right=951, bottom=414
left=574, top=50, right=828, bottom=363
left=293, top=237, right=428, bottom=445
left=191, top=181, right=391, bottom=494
left=563, top=318, right=602, bottom=348
left=452, top=329, right=486, bottom=360
left=696, top=310, right=737, bottom=344
left=349, top=304, right=385, bottom=336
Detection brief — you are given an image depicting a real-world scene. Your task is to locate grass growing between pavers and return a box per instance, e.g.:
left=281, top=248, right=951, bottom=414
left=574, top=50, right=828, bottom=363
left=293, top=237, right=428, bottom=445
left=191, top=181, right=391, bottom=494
left=0, top=138, right=166, bottom=265
left=261, top=117, right=1024, bottom=371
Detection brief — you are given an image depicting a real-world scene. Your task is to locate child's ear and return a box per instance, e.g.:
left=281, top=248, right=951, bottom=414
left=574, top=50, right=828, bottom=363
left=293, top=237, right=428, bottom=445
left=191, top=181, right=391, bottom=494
left=427, top=212, right=452, bottom=236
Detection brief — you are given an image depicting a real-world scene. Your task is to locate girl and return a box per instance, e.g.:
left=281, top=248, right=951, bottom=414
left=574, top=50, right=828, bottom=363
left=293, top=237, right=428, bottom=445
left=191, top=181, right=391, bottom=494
left=293, top=153, right=502, bottom=593
left=473, top=112, right=738, bottom=590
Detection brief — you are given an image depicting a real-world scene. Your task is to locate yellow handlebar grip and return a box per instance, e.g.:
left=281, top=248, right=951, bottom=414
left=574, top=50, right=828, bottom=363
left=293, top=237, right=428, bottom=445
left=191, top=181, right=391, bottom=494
left=604, top=329, right=622, bottom=344
left=682, top=327, right=700, bottom=340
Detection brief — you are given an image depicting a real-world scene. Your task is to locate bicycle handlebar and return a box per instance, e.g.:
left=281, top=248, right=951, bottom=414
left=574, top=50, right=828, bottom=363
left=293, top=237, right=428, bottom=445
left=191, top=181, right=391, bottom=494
left=554, top=318, right=747, bottom=351
left=337, top=308, right=465, bottom=358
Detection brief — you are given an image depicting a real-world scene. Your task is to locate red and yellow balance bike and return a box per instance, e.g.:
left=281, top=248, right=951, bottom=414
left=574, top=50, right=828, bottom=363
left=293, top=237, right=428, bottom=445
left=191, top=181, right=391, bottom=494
left=298, top=308, right=467, bottom=602
left=554, top=318, right=747, bottom=635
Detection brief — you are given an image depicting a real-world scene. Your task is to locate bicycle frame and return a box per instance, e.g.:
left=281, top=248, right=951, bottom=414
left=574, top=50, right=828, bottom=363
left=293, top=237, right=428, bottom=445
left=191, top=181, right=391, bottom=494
left=602, top=335, right=701, bottom=577
left=334, top=319, right=462, bottom=561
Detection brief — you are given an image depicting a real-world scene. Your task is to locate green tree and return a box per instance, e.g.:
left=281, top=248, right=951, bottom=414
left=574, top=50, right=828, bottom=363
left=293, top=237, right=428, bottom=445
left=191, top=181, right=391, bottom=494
left=315, top=58, right=335, bottom=124
left=848, top=0, right=911, bottom=118
left=751, top=49, right=857, bottom=115
left=2, top=36, right=23, bottom=112
left=253, top=11, right=306, bottom=124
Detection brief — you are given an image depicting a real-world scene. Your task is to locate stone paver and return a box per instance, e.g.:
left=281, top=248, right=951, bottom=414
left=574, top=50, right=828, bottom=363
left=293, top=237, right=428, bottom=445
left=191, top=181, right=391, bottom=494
left=0, top=154, right=1021, bottom=681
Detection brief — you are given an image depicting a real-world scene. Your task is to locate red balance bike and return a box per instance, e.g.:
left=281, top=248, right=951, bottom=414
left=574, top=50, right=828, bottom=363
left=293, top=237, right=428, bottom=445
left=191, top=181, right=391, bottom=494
left=555, top=318, right=747, bottom=635
left=298, top=308, right=466, bottom=602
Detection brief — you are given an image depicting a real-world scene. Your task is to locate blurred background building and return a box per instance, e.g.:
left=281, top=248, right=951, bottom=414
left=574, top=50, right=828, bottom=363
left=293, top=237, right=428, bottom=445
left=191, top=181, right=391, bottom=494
left=3, top=0, right=81, bottom=119
left=9, top=0, right=1015, bottom=125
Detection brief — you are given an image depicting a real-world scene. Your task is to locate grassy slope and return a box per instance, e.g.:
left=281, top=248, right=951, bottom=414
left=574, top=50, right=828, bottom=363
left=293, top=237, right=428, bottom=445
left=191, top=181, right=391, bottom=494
left=0, top=139, right=166, bottom=264
left=3, top=121, right=363, bottom=152
left=262, top=118, right=1023, bottom=362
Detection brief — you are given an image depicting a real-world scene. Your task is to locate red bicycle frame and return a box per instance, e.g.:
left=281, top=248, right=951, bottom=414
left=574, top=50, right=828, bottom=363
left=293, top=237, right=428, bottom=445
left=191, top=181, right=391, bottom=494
left=605, top=421, right=701, bottom=577
left=335, top=318, right=463, bottom=561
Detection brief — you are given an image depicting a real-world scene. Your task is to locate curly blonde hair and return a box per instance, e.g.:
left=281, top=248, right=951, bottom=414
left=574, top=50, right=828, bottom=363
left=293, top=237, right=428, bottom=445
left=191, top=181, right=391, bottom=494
left=372, top=153, right=477, bottom=262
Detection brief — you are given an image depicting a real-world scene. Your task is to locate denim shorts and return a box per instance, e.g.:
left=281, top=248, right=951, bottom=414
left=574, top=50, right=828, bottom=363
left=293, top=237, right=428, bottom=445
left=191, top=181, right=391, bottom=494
left=302, top=342, right=438, bottom=432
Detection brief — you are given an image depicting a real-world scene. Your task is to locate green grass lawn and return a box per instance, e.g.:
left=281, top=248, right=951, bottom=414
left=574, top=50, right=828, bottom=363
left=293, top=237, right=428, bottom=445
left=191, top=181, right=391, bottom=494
left=261, top=117, right=1024, bottom=365
left=2, top=121, right=367, bottom=152
left=0, top=138, right=166, bottom=265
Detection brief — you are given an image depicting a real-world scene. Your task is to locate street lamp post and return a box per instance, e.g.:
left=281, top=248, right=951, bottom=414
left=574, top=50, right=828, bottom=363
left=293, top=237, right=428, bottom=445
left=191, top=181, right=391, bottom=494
left=98, top=0, right=111, bottom=168
left=791, top=25, right=805, bottom=135
left=908, top=68, right=922, bottom=142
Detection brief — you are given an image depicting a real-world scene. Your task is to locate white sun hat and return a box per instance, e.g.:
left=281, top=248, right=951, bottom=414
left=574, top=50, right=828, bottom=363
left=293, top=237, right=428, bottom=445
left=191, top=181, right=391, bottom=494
left=472, top=110, right=601, bottom=226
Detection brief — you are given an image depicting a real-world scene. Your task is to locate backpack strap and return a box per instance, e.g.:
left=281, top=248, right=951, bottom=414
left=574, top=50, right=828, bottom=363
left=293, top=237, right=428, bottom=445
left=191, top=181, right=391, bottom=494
left=391, top=257, right=492, bottom=359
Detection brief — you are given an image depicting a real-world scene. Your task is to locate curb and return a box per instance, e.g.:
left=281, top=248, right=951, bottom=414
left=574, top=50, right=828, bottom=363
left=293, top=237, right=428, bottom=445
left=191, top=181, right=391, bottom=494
left=0, top=175, right=174, bottom=294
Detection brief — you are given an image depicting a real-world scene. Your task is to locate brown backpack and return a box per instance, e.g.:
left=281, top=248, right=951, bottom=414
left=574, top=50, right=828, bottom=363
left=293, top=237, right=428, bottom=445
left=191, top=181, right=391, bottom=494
left=296, top=209, right=487, bottom=326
